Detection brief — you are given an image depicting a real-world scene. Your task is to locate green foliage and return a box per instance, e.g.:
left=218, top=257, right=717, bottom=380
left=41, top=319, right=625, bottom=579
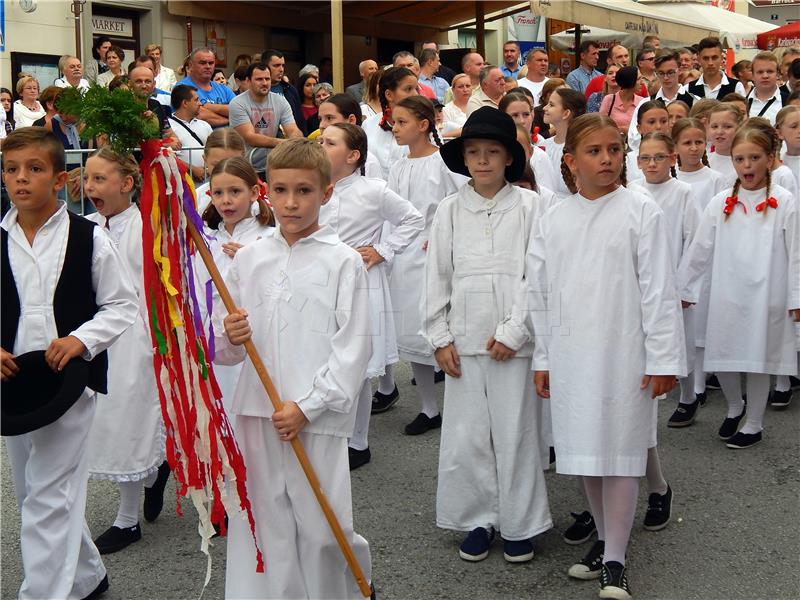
left=55, top=84, right=160, bottom=154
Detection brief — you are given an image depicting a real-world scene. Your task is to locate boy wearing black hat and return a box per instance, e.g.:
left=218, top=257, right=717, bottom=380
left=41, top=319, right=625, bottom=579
left=1, top=127, right=137, bottom=599
left=422, top=107, right=552, bottom=563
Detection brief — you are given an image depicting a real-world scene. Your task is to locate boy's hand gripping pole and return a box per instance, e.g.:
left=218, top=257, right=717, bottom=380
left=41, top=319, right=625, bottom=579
left=186, top=220, right=372, bottom=598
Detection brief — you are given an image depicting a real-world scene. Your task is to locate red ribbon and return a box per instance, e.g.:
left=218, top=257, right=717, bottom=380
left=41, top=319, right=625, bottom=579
left=723, top=195, right=746, bottom=216
left=257, top=179, right=271, bottom=207
left=379, top=106, right=392, bottom=128
left=532, top=126, right=540, bottom=144
left=755, top=196, right=777, bottom=213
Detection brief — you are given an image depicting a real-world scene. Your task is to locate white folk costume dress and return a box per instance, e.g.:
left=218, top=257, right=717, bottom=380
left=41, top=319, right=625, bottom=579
left=528, top=186, right=686, bottom=477
left=639, top=178, right=701, bottom=381
left=676, top=166, right=727, bottom=346
left=782, top=154, right=800, bottom=192
left=2, top=203, right=137, bottom=600
left=195, top=216, right=274, bottom=414
left=214, top=226, right=372, bottom=600
left=362, top=113, right=409, bottom=180
left=773, top=165, right=799, bottom=200
left=387, top=152, right=466, bottom=365
left=320, top=171, right=424, bottom=377
left=86, top=205, right=165, bottom=482
left=529, top=145, right=559, bottom=193
left=708, top=151, right=738, bottom=190
left=541, top=137, right=570, bottom=196
left=422, top=182, right=552, bottom=540
left=679, top=185, right=800, bottom=375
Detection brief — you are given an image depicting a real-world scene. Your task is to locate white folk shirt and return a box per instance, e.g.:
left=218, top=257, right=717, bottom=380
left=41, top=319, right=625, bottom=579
left=362, top=113, right=409, bottom=181
left=627, top=85, right=686, bottom=150
left=690, top=73, right=746, bottom=101
left=541, top=137, right=570, bottom=197
left=529, top=146, right=559, bottom=194
left=679, top=185, right=800, bottom=375
left=422, top=182, right=541, bottom=357
left=213, top=226, right=372, bottom=437
left=746, top=87, right=783, bottom=125
left=0, top=203, right=137, bottom=359
left=708, top=151, right=738, bottom=191
left=526, top=186, right=686, bottom=476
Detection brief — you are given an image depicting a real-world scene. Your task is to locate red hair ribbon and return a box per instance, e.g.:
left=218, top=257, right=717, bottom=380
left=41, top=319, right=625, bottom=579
left=257, top=179, right=271, bottom=208
left=755, top=196, right=777, bottom=213
left=379, top=107, right=393, bottom=128
left=532, top=126, right=540, bottom=144
left=723, top=195, right=746, bottom=216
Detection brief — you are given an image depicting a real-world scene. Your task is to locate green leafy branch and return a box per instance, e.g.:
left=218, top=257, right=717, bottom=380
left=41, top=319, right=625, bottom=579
left=56, top=84, right=161, bottom=154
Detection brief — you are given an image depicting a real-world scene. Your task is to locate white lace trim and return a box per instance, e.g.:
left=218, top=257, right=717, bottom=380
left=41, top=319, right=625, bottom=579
left=88, top=456, right=165, bottom=483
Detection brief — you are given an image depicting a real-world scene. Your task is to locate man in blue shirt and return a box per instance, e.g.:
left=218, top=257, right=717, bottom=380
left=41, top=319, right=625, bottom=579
left=565, top=40, right=602, bottom=94
left=417, top=49, right=449, bottom=103
left=500, top=41, right=522, bottom=79
left=176, top=47, right=236, bottom=127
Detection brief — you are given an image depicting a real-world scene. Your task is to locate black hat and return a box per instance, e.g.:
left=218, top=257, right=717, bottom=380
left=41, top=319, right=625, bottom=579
left=1, top=351, right=89, bottom=436
left=440, top=107, right=527, bottom=182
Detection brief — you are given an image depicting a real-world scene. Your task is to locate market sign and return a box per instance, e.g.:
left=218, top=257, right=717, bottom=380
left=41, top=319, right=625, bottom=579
left=749, top=0, right=800, bottom=6
left=92, top=16, right=133, bottom=37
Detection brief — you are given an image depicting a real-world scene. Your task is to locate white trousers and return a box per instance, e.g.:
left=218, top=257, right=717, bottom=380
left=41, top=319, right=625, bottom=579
left=5, top=392, right=106, bottom=600
left=436, top=356, right=552, bottom=540
left=226, top=418, right=371, bottom=599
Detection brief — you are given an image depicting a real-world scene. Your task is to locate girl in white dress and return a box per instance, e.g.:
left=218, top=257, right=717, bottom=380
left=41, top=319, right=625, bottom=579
left=541, top=88, right=587, bottom=197
left=320, top=123, right=424, bottom=469
left=672, top=118, right=727, bottom=404
left=194, top=128, right=246, bottom=215
left=84, top=149, right=166, bottom=554
left=679, top=124, right=800, bottom=449
left=388, top=96, right=466, bottom=435
left=707, top=102, right=744, bottom=189
left=317, top=93, right=383, bottom=178
left=361, top=67, right=416, bottom=180
left=627, top=100, right=671, bottom=184
left=197, top=157, right=275, bottom=414
left=530, top=114, right=685, bottom=599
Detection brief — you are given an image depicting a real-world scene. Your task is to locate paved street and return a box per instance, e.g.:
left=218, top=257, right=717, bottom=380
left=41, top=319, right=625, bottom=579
left=3, top=362, right=799, bottom=599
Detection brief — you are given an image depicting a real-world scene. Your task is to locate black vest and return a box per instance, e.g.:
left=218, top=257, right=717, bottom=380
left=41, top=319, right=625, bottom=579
left=651, top=91, right=695, bottom=108
left=686, top=76, right=741, bottom=100
left=746, top=86, right=790, bottom=118
left=1, top=211, right=108, bottom=393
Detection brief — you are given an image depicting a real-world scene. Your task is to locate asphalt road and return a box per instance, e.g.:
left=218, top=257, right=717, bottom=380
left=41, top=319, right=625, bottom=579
left=3, top=362, right=799, bottom=599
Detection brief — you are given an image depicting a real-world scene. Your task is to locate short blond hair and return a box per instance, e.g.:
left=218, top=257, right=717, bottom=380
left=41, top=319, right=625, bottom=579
left=751, top=51, right=779, bottom=68
left=16, top=75, right=39, bottom=95
left=144, top=43, right=162, bottom=55
left=267, top=138, right=331, bottom=187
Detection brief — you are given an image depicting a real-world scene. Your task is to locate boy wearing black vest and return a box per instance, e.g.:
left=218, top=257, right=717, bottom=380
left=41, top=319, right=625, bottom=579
left=1, top=127, right=137, bottom=599
left=686, top=37, right=746, bottom=101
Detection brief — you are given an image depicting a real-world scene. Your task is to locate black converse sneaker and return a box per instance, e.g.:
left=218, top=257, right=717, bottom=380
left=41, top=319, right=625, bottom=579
left=599, top=561, right=632, bottom=599
left=563, top=511, right=597, bottom=544
left=643, top=485, right=672, bottom=531
left=567, top=540, right=604, bottom=580
left=667, top=399, right=699, bottom=428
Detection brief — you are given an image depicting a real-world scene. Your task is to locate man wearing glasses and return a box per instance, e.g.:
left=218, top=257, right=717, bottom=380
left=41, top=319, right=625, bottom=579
left=628, top=49, right=694, bottom=150
left=636, top=47, right=658, bottom=95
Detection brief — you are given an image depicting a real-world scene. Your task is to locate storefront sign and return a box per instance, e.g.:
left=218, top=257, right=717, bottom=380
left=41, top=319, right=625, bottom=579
left=92, top=16, right=133, bottom=37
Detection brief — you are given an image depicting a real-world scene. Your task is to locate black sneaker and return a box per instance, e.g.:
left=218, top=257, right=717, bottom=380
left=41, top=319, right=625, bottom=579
left=82, top=575, right=109, bottom=600
left=667, top=400, right=699, bottom=428
left=563, top=511, right=597, bottom=545
left=348, top=446, right=371, bottom=470
left=718, top=408, right=746, bottom=440
left=769, top=389, right=792, bottom=409
left=726, top=431, right=762, bottom=449
left=567, top=540, right=604, bottom=580
left=143, top=460, right=171, bottom=522
left=371, top=386, right=399, bottom=414
left=643, top=485, right=672, bottom=531
left=549, top=446, right=556, bottom=466
left=599, top=561, right=632, bottom=599
left=404, top=413, right=442, bottom=435
left=502, top=538, right=534, bottom=563
left=93, top=523, right=142, bottom=554
left=458, top=527, right=495, bottom=561
left=706, top=374, right=721, bottom=390
left=696, top=391, right=707, bottom=406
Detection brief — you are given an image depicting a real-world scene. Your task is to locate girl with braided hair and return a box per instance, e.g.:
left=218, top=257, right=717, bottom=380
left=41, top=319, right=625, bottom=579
left=361, top=66, right=417, bottom=180
left=679, top=124, right=800, bottom=449
left=672, top=117, right=727, bottom=407
left=707, top=102, right=745, bottom=188
left=531, top=113, right=684, bottom=599
left=319, top=122, right=424, bottom=469
left=386, top=96, right=468, bottom=435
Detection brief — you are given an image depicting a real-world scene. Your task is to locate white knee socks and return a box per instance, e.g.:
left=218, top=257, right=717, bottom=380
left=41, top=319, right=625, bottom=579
left=114, top=480, right=143, bottom=529
left=645, top=446, right=668, bottom=496
left=582, top=476, right=605, bottom=541
left=693, top=347, right=706, bottom=395
left=349, top=380, right=373, bottom=451
left=741, top=373, right=770, bottom=435
left=410, top=362, right=439, bottom=418
left=377, top=364, right=396, bottom=396
left=602, top=476, right=639, bottom=565
left=717, top=372, right=745, bottom=418
left=775, top=375, right=790, bottom=393
left=678, top=373, right=696, bottom=405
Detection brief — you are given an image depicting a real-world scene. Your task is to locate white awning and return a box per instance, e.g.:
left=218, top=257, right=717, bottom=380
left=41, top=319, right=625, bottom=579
left=550, top=26, right=649, bottom=51
left=532, top=0, right=777, bottom=49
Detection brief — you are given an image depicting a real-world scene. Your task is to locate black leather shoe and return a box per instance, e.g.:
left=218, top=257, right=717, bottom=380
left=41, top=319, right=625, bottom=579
left=93, top=524, right=142, bottom=554
left=82, top=575, right=109, bottom=600
left=718, top=408, right=746, bottom=440
left=371, top=386, right=399, bottom=413
left=143, top=460, right=171, bottom=522
left=348, top=447, right=371, bottom=470
left=404, top=413, right=442, bottom=435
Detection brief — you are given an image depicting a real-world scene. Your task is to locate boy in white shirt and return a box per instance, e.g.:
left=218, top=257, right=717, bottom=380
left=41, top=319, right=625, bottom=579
left=423, top=107, right=552, bottom=563
left=217, top=138, right=373, bottom=599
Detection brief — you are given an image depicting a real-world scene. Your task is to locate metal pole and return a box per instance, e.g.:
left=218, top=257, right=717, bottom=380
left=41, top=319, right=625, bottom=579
left=331, top=0, right=344, bottom=93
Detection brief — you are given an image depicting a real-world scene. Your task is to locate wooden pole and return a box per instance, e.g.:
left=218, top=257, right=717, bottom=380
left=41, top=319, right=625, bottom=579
left=476, top=1, right=485, bottom=59
left=331, top=0, right=345, bottom=93
left=185, top=218, right=372, bottom=599
left=71, top=0, right=83, bottom=61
